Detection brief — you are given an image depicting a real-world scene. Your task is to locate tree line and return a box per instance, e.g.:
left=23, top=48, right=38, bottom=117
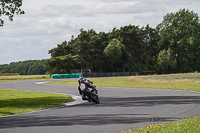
left=0, top=60, right=47, bottom=75
left=1, top=9, right=200, bottom=75
left=45, top=9, right=200, bottom=74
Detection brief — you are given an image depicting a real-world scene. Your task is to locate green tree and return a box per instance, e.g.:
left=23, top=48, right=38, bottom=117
left=47, top=29, right=108, bottom=73
left=157, top=48, right=176, bottom=72
left=117, top=25, right=143, bottom=70
left=0, top=0, right=25, bottom=26
left=157, top=9, right=200, bottom=71
left=45, top=54, right=80, bottom=74
left=48, top=41, right=68, bottom=57
left=108, top=25, right=159, bottom=72
left=0, top=60, right=47, bottom=75
left=141, top=25, right=160, bottom=71
left=104, top=39, right=125, bottom=71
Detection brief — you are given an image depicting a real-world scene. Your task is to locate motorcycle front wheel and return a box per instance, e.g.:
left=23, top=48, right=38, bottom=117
left=87, top=93, right=100, bottom=104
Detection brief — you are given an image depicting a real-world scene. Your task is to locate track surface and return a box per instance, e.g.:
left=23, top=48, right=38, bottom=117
left=0, top=79, right=200, bottom=133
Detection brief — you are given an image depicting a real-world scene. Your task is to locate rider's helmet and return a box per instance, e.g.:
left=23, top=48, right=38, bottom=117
left=79, top=75, right=83, bottom=79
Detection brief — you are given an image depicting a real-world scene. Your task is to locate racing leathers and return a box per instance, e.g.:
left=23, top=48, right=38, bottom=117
left=78, top=78, right=93, bottom=102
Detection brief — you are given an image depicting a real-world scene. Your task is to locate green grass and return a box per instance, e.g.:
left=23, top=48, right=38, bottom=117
left=0, top=88, right=74, bottom=116
left=45, top=73, right=200, bottom=92
left=0, top=75, right=50, bottom=82
left=137, top=73, right=200, bottom=82
left=121, top=116, right=200, bottom=133
left=45, top=73, right=200, bottom=133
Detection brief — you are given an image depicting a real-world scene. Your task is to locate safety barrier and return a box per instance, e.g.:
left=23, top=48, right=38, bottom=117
left=51, top=73, right=83, bottom=79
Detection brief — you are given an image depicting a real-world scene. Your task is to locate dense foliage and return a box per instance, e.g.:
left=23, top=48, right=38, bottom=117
left=46, top=9, right=200, bottom=74
left=0, top=60, right=47, bottom=75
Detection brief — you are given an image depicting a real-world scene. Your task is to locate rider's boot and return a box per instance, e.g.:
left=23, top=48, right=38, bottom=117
left=78, top=86, right=82, bottom=95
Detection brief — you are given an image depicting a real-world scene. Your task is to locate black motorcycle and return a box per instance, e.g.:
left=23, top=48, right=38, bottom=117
left=79, top=80, right=100, bottom=104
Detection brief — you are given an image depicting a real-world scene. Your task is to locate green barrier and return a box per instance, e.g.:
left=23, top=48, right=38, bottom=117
left=68, top=74, right=76, bottom=78
left=51, top=73, right=83, bottom=79
left=60, top=74, right=69, bottom=78
left=75, top=73, right=83, bottom=78
left=51, top=74, right=61, bottom=79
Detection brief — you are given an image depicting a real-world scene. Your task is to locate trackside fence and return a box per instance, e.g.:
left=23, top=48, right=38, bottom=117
left=83, top=72, right=137, bottom=77
left=83, top=71, right=194, bottom=77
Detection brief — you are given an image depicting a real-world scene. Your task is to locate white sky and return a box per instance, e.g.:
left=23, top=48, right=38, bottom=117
left=0, top=0, right=200, bottom=64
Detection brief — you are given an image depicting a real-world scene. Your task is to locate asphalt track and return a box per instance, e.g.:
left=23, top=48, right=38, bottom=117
left=0, top=79, right=200, bottom=133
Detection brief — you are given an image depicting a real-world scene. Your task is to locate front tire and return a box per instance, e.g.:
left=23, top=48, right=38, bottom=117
left=88, top=93, right=100, bottom=104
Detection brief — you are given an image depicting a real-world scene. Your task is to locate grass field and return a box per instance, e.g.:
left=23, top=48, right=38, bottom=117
left=0, top=75, right=50, bottom=81
left=0, top=88, right=74, bottom=116
left=45, top=73, right=200, bottom=133
left=45, top=73, right=200, bottom=92
left=121, top=116, right=200, bottom=133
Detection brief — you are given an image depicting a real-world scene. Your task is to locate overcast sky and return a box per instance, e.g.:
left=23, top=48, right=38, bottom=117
left=0, top=0, right=200, bottom=65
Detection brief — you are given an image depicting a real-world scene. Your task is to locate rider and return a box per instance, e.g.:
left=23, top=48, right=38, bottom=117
left=78, top=75, right=93, bottom=102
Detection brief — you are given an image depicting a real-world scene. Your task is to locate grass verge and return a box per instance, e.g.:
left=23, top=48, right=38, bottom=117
left=121, top=116, right=200, bottom=133
left=45, top=73, right=200, bottom=92
left=0, top=88, right=74, bottom=116
left=0, top=75, right=50, bottom=82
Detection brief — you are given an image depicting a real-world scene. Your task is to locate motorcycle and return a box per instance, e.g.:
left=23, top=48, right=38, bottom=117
left=79, top=80, right=100, bottom=104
